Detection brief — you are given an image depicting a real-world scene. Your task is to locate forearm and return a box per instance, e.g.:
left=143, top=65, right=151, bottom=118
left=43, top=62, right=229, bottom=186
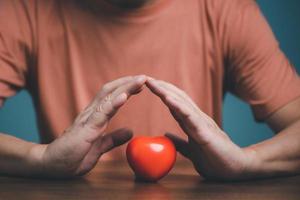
left=245, top=119, right=300, bottom=178
left=0, top=133, right=45, bottom=177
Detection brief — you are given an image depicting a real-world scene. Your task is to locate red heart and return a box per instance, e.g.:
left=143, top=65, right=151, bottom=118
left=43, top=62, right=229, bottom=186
left=126, top=136, right=176, bottom=182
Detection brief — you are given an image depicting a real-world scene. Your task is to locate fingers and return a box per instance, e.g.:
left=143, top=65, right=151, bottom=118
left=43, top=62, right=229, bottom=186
left=109, top=75, right=146, bottom=100
left=146, top=78, right=192, bottom=113
left=86, top=75, right=146, bottom=130
left=99, top=128, right=133, bottom=154
left=165, top=133, right=191, bottom=159
left=146, top=78, right=199, bottom=133
left=76, top=75, right=146, bottom=125
left=96, top=76, right=136, bottom=102
left=74, top=128, right=133, bottom=176
left=146, top=77, right=221, bottom=146
left=148, top=78, right=199, bottom=112
left=88, top=76, right=136, bottom=110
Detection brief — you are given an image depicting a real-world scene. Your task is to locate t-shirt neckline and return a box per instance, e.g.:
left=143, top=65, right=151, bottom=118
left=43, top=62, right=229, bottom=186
left=86, top=0, right=172, bottom=23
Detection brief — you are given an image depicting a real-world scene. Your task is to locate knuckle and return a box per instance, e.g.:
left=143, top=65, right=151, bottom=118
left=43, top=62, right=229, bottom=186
left=101, top=84, right=110, bottom=93
left=104, top=94, right=112, bottom=102
left=206, top=119, right=219, bottom=131
left=181, top=90, right=188, bottom=96
left=77, top=120, right=88, bottom=130
left=179, top=89, right=188, bottom=98
left=96, top=103, right=105, bottom=113
left=96, top=100, right=115, bottom=118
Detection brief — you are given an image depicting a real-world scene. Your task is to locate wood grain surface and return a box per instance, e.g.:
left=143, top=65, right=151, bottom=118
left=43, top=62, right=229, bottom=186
left=1, top=160, right=299, bottom=200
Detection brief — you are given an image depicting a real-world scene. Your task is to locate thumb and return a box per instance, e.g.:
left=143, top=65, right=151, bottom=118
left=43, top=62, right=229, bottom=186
left=165, top=132, right=191, bottom=159
left=100, top=128, right=133, bottom=154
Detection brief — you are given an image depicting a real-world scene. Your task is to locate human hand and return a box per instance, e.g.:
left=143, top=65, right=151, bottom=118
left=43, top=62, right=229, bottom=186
left=146, top=77, right=255, bottom=180
left=29, top=75, right=147, bottom=178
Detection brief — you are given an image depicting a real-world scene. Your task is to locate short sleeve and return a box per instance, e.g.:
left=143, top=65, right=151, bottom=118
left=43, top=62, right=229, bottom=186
left=220, top=0, right=300, bottom=121
left=0, top=0, right=35, bottom=107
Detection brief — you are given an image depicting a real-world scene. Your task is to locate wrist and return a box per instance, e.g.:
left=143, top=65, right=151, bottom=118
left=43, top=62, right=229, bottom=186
left=242, top=146, right=262, bottom=179
left=26, top=144, right=47, bottom=177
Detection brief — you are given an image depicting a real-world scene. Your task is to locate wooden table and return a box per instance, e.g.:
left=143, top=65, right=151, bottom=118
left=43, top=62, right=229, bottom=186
left=1, top=160, right=300, bottom=200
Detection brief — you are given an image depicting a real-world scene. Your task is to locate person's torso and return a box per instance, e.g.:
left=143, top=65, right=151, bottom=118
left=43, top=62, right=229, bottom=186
left=27, top=0, right=225, bottom=160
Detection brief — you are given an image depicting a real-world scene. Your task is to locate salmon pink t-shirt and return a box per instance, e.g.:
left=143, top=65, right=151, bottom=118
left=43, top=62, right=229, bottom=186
left=1, top=0, right=300, bottom=160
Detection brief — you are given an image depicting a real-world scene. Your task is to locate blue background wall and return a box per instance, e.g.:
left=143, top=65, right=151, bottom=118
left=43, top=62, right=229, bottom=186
left=0, top=0, right=299, bottom=145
